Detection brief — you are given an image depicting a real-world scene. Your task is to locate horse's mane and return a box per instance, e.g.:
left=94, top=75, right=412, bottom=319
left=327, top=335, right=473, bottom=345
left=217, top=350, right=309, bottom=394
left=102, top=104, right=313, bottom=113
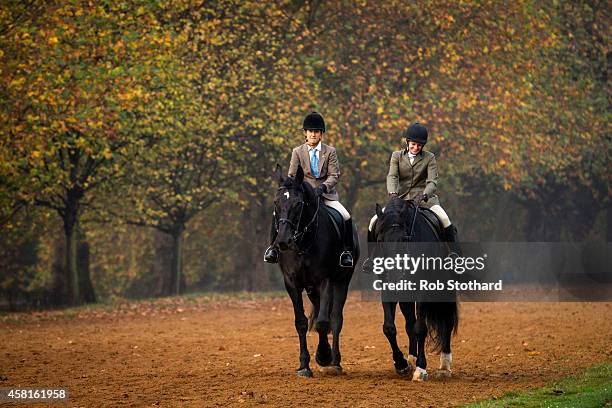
left=377, top=198, right=413, bottom=231
left=280, top=176, right=315, bottom=203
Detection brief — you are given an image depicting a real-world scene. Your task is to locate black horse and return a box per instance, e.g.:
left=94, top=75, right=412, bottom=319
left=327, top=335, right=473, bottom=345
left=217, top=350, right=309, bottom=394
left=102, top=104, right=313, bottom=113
left=369, top=197, right=458, bottom=381
left=271, top=164, right=359, bottom=377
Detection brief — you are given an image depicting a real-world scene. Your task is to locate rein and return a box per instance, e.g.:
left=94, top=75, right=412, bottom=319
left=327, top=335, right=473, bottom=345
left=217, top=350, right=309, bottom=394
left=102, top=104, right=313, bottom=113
left=407, top=201, right=420, bottom=239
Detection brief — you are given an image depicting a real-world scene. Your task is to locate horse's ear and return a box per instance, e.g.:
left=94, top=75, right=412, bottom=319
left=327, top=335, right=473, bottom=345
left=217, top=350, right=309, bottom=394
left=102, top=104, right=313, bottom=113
left=295, top=165, right=304, bottom=184
left=376, top=203, right=384, bottom=218
left=274, top=163, right=283, bottom=185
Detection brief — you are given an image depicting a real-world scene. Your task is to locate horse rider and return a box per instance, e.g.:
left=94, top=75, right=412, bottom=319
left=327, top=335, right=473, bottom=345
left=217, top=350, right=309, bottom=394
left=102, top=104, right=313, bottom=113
left=264, top=112, right=355, bottom=267
left=369, top=122, right=462, bottom=256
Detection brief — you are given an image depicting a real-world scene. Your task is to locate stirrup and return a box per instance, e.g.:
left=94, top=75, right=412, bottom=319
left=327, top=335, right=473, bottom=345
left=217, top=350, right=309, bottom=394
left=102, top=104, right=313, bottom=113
left=339, top=251, right=353, bottom=267
left=448, top=250, right=460, bottom=258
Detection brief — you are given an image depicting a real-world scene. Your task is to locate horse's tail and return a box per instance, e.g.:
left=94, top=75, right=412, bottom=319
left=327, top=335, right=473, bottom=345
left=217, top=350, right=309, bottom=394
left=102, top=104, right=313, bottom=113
left=307, top=296, right=333, bottom=334
left=420, top=301, right=459, bottom=353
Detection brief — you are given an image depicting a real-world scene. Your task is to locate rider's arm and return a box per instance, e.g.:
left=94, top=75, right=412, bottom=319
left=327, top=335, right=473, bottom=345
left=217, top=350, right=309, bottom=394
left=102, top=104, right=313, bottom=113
left=386, top=151, right=400, bottom=194
left=423, top=153, right=438, bottom=197
left=287, top=147, right=300, bottom=177
left=323, top=147, right=340, bottom=191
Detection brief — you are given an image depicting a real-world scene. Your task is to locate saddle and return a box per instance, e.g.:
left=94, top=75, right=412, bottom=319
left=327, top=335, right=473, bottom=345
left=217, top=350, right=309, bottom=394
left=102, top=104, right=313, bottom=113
left=370, top=205, right=444, bottom=241
left=322, top=204, right=359, bottom=258
left=322, top=204, right=344, bottom=241
left=419, top=207, right=444, bottom=241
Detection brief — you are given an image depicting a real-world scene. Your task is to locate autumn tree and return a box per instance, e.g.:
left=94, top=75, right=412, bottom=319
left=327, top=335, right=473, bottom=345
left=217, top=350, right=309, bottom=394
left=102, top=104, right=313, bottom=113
left=0, top=0, right=173, bottom=304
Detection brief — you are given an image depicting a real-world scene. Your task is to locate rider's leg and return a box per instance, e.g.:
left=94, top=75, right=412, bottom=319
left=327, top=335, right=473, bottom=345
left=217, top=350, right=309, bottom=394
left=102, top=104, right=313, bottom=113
left=264, top=212, right=279, bottom=263
left=429, top=204, right=462, bottom=257
left=324, top=200, right=354, bottom=267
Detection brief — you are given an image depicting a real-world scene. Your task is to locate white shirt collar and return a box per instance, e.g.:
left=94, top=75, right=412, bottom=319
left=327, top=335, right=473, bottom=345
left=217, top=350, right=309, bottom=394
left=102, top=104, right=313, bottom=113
left=308, top=141, right=321, bottom=152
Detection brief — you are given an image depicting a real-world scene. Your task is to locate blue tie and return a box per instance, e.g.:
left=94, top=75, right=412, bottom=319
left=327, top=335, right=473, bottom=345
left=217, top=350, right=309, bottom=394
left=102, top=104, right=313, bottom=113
left=310, top=148, right=319, bottom=178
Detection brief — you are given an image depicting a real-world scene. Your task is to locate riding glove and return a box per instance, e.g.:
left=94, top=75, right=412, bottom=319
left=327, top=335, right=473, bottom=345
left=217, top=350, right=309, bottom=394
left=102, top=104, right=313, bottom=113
left=314, top=184, right=327, bottom=197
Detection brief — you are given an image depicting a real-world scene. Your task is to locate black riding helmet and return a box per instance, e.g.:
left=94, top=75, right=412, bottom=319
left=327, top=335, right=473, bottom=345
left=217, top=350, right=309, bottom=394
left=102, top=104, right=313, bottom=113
left=404, top=122, right=428, bottom=145
left=303, top=112, right=326, bottom=133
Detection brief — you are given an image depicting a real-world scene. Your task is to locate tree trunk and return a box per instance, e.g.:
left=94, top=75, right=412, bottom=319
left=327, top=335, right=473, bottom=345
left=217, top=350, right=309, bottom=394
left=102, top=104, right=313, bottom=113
left=152, top=231, right=173, bottom=297
left=51, top=235, right=68, bottom=305
left=525, top=203, right=562, bottom=241
left=343, top=167, right=361, bottom=213
left=77, top=231, right=96, bottom=303
left=163, top=227, right=185, bottom=296
left=63, top=210, right=80, bottom=306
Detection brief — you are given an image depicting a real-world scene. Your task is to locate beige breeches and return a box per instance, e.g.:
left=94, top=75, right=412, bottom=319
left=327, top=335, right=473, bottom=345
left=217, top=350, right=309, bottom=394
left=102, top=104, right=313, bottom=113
left=368, top=204, right=451, bottom=231
left=324, top=199, right=350, bottom=221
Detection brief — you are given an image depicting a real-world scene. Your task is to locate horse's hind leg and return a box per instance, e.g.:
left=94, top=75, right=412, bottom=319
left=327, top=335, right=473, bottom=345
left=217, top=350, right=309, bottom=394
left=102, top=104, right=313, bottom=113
left=315, top=278, right=331, bottom=334
left=307, top=290, right=331, bottom=367
left=434, top=330, right=453, bottom=378
left=325, top=280, right=349, bottom=375
left=399, top=302, right=418, bottom=369
left=382, top=301, right=411, bottom=375
left=285, top=282, right=312, bottom=377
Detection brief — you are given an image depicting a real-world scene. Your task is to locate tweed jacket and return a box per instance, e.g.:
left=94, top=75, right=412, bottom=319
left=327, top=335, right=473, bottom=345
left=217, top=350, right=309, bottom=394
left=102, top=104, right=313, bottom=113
left=288, top=142, right=340, bottom=201
left=386, top=148, right=440, bottom=208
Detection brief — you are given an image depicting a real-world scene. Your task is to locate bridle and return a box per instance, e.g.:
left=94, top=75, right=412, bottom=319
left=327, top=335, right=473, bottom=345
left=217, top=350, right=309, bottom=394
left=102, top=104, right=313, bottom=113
left=380, top=202, right=420, bottom=242
left=274, top=186, right=320, bottom=247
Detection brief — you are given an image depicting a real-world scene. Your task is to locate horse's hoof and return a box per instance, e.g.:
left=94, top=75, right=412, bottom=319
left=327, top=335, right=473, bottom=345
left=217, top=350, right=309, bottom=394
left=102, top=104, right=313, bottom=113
left=394, top=358, right=414, bottom=376
left=395, top=365, right=415, bottom=376
left=316, top=355, right=332, bottom=367
left=433, top=369, right=452, bottom=379
left=297, top=368, right=313, bottom=378
left=319, top=365, right=343, bottom=375
left=412, top=367, right=428, bottom=381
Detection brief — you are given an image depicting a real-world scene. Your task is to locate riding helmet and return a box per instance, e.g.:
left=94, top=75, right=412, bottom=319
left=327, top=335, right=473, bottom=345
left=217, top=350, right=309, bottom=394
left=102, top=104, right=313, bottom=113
left=404, top=122, right=428, bottom=145
left=303, top=112, right=326, bottom=133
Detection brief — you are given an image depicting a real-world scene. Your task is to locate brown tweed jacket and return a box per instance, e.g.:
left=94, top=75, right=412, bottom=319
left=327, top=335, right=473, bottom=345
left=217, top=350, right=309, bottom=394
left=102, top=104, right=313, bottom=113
left=288, top=143, right=340, bottom=201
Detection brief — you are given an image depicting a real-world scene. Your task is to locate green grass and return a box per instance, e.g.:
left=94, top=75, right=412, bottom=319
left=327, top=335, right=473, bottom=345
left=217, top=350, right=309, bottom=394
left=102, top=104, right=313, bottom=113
left=464, top=363, right=612, bottom=408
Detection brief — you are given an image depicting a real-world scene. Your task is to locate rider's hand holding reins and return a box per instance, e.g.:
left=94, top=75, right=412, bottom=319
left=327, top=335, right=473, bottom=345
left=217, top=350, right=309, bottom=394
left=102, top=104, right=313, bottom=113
left=314, top=184, right=327, bottom=197
left=414, top=193, right=428, bottom=206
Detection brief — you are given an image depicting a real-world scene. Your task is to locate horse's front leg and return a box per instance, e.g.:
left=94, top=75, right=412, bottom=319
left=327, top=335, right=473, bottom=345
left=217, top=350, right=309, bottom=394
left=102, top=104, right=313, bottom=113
left=285, top=281, right=312, bottom=377
left=412, top=304, right=429, bottom=381
left=399, top=301, right=418, bottom=370
left=382, top=301, right=411, bottom=375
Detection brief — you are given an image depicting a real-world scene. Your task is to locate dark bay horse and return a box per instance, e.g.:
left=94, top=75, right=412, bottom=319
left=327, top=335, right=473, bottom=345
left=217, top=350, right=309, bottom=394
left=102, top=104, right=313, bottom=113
left=369, top=197, right=458, bottom=381
left=272, top=164, right=359, bottom=377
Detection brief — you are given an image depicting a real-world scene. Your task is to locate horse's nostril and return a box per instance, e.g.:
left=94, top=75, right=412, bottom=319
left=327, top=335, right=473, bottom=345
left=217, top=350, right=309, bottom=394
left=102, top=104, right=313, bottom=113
left=278, top=242, right=289, bottom=251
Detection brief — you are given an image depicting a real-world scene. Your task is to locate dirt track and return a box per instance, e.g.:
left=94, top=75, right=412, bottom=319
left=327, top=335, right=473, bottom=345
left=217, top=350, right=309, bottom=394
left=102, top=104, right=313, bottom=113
left=1, top=296, right=611, bottom=407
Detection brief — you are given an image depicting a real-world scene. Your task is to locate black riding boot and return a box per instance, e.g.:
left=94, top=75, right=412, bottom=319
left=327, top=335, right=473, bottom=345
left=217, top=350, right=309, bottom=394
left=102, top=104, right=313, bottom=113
left=444, top=225, right=462, bottom=257
left=339, top=219, right=355, bottom=267
left=264, top=217, right=279, bottom=263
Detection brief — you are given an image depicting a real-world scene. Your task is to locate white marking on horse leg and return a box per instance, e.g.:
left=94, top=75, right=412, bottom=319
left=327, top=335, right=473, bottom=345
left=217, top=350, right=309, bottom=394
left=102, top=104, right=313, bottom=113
left=439, top=352, right=452, bottom=371
left=412, top=366, right=428, bottom=381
